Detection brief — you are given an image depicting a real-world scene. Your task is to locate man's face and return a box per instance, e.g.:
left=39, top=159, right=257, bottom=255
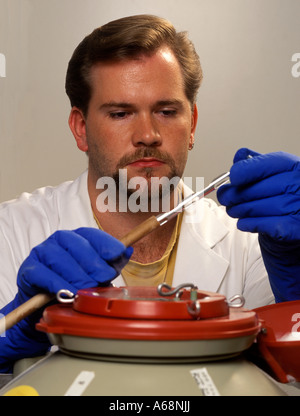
left=72, top=46, right=197, bottom=198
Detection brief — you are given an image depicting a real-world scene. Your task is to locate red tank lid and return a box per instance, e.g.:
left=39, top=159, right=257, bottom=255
left=37, top=285, right=260, bottom=341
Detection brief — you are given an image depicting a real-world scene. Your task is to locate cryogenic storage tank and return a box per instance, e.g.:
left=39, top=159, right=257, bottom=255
left=1, top=284, right=299, bottom=396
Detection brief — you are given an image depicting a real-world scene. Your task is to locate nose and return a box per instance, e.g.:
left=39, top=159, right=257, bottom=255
left=132, top=113, right=162, bottom=147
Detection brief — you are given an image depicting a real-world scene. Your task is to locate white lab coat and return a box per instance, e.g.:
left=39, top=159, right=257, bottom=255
left=0, top=170, right=274, bottom=310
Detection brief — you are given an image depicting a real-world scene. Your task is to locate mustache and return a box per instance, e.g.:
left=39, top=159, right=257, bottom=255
left=116, top=148, right=176, bottom=170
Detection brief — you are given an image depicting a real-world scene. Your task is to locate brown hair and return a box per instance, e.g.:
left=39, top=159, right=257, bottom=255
left=65, top=14, right=203, bottom=116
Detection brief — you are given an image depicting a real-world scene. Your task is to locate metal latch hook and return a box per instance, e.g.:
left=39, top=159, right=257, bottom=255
left=56, top=289, right=75, bottom=304
left=228, top=294, right=245, bottom=308
left=157, top=282, right=198, bottom=299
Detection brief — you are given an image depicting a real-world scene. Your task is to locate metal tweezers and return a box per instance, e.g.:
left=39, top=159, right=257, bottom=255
left=156, top=171, right=230, bottom=225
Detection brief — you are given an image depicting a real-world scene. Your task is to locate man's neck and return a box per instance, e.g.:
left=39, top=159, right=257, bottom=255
left=88, top=173, right=180, bottom=263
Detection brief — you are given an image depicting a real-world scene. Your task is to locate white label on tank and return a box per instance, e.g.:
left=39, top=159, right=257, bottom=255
left=64, top=371, right=95, bottom=396
left=190, top=367, right=220, bottom=396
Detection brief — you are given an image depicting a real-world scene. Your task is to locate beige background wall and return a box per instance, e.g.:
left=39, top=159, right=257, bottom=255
left=0, top=0, right=299, bottom=202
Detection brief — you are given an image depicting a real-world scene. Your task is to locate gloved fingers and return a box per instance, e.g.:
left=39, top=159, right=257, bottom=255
left=74, top=227, right=131, bottom=262
left=233, top=148, right=261, bottom=163
left=109, top=247, right=134, bottom=275
left=217, top=171, right=300, bottom=206
left=50, top=230, right=120, bottom=281
left=226, top=194, right=300, bottom=218
left=19, top=252, right=116, bottom=300
left=237, top=216, right=300, bottom=241
left=72, top=228, right=133, bottom=277
left=230, top=151, right=300, bottom=186
left=18, top=229, right=124, bottom=299
left=16, top=228, right=133, bottom=304
left=17, top=257, right=78, bottom=300
left=32, top=237, right=93, bottom=280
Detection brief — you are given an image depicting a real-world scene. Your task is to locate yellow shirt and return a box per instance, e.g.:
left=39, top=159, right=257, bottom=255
left=93, top=212, right=182, bottom=287
left=121, top=213, right=182, bottom=287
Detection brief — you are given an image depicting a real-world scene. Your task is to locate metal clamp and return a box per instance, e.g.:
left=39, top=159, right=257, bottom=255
left=157, top=283, right=198, bottom=299
left=228, top=294, right=245, bottom=308
left=157, top=283, right=201, bottom=319
left=56, top=289, right=75, bottom=304
left=187, top=300, right=201, bottom=319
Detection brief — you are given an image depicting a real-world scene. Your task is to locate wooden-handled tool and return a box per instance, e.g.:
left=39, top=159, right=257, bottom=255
left=0, top=215, right=162, bottom=335
left=0, top=172, right=230, bottom=334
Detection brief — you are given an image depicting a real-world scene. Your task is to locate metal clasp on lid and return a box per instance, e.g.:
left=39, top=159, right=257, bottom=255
left=157, top=282, right=198, bottom=299
left=56, top=289, right=75, bottom=304
left=157, top=283, right=201, bottom=319
left=228, top=294, right=245, bottom=308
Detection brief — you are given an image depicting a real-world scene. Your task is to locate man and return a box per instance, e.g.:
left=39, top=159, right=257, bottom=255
left=0, top=15, right=299, bottom=372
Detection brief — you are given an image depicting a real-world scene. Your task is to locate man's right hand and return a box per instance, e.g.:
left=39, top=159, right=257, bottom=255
left=0, top=227, right=133, bottom=372
left=17, top=227, right=133, bottom=302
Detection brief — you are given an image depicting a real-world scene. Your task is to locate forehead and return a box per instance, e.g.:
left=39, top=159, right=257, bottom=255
left=88, top=47, right=186, bottom=103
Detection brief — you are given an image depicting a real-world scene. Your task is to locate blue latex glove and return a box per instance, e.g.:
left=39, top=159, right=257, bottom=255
left=258, top=234, right=300, bottom=303
left=217, top=148, right=300, bottom=302
left=0, top=227, right=133, bottom=372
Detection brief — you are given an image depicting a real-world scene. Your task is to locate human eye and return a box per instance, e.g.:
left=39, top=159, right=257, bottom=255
left=159, top=109, right=177, bottom=117
left=156, top=101, right=182, bottom=117
left=109, top=111, right=129, bottom=119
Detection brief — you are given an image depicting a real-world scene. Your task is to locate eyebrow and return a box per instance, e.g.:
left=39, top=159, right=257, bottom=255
left=156, top=99, right=184, bottom=108
left=100, top=102, right=133, bottom=110
left=99, top=99, right=184, bottom=111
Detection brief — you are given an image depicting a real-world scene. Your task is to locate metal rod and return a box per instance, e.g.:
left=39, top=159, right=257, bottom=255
left=156, top=171, right=230, bottom=225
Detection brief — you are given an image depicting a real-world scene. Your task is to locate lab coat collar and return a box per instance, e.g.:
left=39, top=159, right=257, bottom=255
left=90, top=177, right=230, bottom=292
left=58, top=170, right=96, bottom=229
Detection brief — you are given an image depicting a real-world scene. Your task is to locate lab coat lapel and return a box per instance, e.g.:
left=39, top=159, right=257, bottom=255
left=58, top=170, right=96, bottom=230
left=172, top=189, right=230, bottom=293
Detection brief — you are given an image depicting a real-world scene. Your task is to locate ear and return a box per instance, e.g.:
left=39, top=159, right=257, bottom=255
left=68, top=107, right=89, bottom=152
left=189, top=104, right=198, bottom=148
